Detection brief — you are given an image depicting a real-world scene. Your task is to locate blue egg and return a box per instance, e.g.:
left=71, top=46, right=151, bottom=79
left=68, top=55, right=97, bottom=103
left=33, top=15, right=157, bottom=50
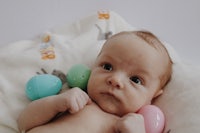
left=26, top=74, right=62, bottom=100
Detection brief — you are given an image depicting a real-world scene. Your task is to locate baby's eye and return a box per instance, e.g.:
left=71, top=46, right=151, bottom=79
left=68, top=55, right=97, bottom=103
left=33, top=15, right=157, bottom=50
left=130, top=76, right=141, bottom=84
left=102, top=63, right=113, bottom=71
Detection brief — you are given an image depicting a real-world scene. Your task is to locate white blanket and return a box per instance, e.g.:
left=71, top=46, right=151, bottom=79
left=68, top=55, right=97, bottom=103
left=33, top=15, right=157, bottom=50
left=0, top=11, right=200, bottom=133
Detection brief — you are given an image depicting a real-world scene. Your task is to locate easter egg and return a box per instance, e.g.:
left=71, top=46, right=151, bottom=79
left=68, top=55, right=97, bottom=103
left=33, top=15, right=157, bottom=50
left=26, top=74, right=62, bottom=100
left=138, top=105, right=165, bottom=133
left=67, top=64, right=91, bottom=91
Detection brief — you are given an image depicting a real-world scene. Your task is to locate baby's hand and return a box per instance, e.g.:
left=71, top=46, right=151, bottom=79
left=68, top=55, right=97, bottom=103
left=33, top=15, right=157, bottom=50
left=57, top=87, right=92, bottom=113
left=115, top=113, right=145, bottom=133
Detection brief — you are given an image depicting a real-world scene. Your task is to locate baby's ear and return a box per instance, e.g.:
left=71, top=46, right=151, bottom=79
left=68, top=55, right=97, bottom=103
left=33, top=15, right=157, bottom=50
left=153, top=89, right=163, bottom=98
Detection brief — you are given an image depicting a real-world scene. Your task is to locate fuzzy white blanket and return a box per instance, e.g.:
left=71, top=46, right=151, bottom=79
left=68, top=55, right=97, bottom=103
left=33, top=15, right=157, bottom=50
left=0, top=11, right=199, bottom=133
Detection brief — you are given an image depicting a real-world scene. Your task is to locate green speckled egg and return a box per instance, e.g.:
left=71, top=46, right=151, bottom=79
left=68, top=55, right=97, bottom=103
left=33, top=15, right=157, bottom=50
left=67, top=64, right=91, bottom=91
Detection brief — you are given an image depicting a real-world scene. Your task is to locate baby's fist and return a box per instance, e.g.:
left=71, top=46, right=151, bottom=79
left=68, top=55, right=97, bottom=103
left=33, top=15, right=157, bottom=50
left=115, top=113, right=145, bottom=133
left=57, top=88, right=91, bottom=113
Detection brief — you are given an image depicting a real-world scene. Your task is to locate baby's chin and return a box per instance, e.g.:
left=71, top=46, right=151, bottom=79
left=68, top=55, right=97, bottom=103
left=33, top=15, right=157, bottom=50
left=97, top=102, right=125, bottom=116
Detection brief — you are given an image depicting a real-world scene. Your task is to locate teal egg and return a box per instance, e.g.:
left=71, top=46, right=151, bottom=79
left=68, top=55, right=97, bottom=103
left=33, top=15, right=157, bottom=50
left=67, top=64, right=91, bottom=91
left=26, top=74, right=62, bottom=100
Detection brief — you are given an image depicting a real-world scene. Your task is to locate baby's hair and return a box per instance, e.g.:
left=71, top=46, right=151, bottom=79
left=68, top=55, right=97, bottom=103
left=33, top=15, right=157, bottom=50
left=133, top=31, right=163, bottom=49
left=132, top=30, right=173, bottom=89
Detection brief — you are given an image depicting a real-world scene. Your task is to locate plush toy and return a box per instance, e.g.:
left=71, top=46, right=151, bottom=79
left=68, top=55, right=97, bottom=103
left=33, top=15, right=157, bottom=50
left=25, top=64, right=91, bottom=101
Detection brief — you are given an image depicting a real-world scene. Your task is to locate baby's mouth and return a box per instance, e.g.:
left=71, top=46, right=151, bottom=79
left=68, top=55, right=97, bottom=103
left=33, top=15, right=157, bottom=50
left=101, top=92, right=120, bottom=103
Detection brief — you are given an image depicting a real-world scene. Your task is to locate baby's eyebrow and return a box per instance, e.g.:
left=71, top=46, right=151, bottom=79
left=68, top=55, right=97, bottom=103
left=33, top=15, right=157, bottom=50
left=98, top=54, right=114, bottom=61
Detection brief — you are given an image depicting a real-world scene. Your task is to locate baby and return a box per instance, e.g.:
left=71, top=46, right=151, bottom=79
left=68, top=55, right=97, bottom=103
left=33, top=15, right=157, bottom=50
left=17, top=30, right=172, bottom=133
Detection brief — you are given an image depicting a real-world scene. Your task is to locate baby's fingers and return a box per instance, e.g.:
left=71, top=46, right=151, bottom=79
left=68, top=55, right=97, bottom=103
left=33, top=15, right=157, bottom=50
left=77, top=91, right=92, bottom=108
left=81, top=91, right=92, bottom=105
left=69, top=88, right=91, bottom=113
left=115, top=113, right=145, bottom=133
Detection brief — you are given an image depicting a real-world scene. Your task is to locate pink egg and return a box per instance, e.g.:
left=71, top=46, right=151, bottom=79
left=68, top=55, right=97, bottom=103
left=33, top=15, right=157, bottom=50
left=138, top=105, right=165, bottom=133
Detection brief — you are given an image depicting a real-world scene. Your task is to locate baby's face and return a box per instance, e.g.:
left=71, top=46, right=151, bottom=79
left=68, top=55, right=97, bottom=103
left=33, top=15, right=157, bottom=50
left=87, top=33, right=168, bottom=116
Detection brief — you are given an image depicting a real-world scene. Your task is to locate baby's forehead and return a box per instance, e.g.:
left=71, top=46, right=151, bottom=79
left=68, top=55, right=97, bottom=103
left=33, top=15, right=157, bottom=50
left=108, top=31, right=164, bottom=49
left=102, top=31, right=169, bottom=61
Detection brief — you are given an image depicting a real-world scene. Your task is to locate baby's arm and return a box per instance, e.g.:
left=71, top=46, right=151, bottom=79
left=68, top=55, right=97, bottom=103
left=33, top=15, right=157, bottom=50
left=17, top=88, right=91, bottom=132
left=115, top=113, right=145, bottom=133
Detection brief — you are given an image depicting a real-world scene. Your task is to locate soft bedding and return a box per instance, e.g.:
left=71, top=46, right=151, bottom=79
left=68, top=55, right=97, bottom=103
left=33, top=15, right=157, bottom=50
left=0, top=11, right=200, bottom=133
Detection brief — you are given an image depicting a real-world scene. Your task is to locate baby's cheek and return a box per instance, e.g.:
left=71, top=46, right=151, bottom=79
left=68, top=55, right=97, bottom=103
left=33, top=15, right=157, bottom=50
left=86, top=78, right=94, bottom=92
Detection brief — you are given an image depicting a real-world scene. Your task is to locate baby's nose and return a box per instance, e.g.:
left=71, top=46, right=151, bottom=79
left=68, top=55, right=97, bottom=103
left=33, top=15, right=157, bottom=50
left=107, top=75, right=123, bottom=89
